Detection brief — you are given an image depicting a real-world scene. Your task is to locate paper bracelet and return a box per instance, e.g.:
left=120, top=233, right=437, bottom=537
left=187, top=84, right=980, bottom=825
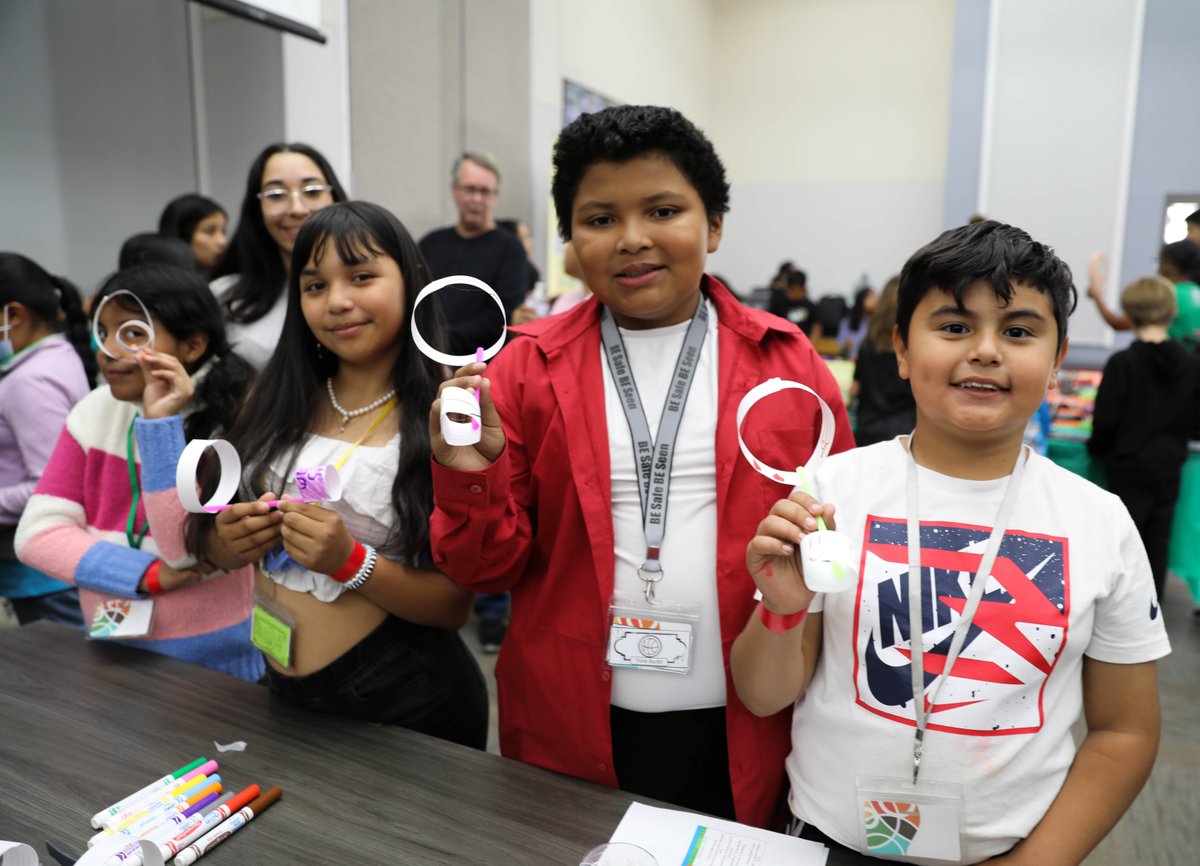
left=440, top=385, right=483, bottom=446
left=92, top=289, right=157, bottom=360
left=735, top=378, right=836, bottom=488
left=410, top=275, right=507, bottom=367
left=176, top=439, right=344, bottom=513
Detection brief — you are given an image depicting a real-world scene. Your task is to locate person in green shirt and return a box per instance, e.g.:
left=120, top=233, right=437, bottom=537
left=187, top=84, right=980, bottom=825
left=1087, top=240, right=1200, bottom=348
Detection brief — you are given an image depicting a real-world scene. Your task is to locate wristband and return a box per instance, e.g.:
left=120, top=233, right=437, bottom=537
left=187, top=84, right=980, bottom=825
left=143, top=561, right=164, bottom=595
left=758, top=600, right=807, bottom=634
left=331, top=540, right=367, bottom=583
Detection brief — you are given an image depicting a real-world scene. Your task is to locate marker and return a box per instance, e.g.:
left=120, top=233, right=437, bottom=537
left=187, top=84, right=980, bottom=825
left=103, top=761, right=218, bottom=830
left=173, top=786, right=282, bottom=866
left=103, top=769, right=218, bottom=832
left=90, top=758, right=207, bottom=829
left=104, top=789, right=247, bottom=866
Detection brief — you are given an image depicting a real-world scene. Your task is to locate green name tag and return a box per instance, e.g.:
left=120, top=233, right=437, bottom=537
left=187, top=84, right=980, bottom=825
left=251, top=602, right=292, bottom=668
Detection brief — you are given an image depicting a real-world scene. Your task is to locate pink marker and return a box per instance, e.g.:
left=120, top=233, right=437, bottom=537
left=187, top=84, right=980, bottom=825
left=472, top=346, right=484, bottom=430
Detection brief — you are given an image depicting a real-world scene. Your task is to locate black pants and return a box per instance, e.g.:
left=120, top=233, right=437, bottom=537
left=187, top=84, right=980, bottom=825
left=264, top=614, right=489, bottom=749
left=610, top=705, right=736, bottom=820
left=1107, top=473, right=1178, bottom=600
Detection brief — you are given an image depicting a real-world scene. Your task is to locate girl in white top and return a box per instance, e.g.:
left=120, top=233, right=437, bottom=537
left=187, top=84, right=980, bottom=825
left=209, top=143, right=347, bottom=371
left=194, top=201, right=487, bottom=747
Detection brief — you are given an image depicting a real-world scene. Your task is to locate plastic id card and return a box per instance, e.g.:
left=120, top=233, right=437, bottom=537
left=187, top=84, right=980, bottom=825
left=251, top=596, right=294, bottom=669
left=605, top=592, right=700, bottom=675
left=89, top=598, right=154, bottom=639
left=856, top=776, right=964, bottom=862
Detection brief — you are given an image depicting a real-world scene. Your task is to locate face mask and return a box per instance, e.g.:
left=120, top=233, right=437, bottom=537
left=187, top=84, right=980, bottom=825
left=0, top=305, right=13, bottom=364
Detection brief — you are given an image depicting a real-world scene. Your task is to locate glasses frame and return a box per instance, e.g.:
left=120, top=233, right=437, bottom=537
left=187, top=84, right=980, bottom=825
left=256, top=184, right=334, bottom=211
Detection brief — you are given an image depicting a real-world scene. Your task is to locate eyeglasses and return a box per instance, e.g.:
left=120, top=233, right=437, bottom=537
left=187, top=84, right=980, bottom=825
left=455, top=184, right=498, bottom=200
left=257, top=184, right=333, bottom=211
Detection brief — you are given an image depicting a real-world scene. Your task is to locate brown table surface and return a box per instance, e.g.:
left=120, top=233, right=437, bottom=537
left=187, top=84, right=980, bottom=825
left=0, top=622, right=873, bottom=865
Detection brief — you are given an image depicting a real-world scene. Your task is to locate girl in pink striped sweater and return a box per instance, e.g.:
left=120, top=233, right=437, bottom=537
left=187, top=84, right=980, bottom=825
left=16, top=265, right=263, bottom=681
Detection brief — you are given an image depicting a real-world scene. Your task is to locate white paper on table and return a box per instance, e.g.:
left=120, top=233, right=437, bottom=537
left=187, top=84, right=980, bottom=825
left=0, top=841, right=38, bottom=866
left=610, top=802, right=828, bottom=866
left=0, top=837, right=165, bottom=866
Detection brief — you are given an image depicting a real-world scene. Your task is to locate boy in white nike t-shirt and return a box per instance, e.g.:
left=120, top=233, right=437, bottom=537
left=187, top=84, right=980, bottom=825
left=731, top=220, right=1170, bottom=865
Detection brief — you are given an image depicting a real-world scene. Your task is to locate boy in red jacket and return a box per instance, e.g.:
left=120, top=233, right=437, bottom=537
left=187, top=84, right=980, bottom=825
left=428, top=105, right=852, bottom=827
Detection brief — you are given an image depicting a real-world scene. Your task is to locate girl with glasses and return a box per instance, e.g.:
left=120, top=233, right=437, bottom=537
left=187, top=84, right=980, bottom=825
left=211, top=143, right=347, bottom=371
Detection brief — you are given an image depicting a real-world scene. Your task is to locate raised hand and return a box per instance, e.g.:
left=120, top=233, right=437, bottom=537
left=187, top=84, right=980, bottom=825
left=745, top=491, right=838, bottom=615
left=429, top=361, right=506, bottom=472
left=138, top=349, right=196, bottom=419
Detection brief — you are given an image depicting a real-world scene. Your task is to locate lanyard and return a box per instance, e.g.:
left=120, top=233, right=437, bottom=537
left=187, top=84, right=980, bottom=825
left=125, top=417, right=149, bottom=549
left=600, top=298, right=709, bottom=603
left=332, top=397, right=397, bottom=472
left=906, top=439, right=1027, bottom=783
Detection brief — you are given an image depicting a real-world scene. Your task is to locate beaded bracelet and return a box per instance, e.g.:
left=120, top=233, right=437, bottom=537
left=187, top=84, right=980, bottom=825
left=331, top=540, right=367, bottom=583
left=342, top=544, right=377, bottom=592
left=758, top=600, right=808, bottom=635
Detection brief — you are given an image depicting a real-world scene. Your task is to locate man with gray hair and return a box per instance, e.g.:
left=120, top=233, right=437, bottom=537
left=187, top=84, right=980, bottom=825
left=419, top=152, right=529, bottom=356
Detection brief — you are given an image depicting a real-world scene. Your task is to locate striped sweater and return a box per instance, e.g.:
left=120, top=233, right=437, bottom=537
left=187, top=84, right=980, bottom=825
left=15, top=386, right=263, bottom=682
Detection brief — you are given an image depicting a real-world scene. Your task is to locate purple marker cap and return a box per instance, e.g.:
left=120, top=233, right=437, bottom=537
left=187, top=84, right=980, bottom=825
left=183, top=791, right=219, bottom=818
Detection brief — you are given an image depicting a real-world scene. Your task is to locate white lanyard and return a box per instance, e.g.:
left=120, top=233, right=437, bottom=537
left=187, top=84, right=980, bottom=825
left=600, top=299, right=709, bottom=603
left=906, top=439, right=1027, bottom=782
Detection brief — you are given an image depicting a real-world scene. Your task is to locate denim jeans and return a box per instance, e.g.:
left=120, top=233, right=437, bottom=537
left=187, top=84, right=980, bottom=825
left=264, top=614, right=488, bottom=750
left=10, top=588, right=85, bottom=629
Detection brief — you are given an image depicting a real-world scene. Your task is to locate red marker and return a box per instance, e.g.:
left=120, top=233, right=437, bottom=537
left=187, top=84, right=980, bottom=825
left=173, top=786, right=282, bottom=866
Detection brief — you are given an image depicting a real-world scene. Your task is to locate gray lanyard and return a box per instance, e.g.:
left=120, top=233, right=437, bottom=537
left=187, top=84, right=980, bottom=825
left=600, top=299, right=709, bottom=603
left=906, top=440, right=1027, bottom=782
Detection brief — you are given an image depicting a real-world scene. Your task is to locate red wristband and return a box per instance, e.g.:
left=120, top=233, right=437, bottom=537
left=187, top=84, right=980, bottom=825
left=330, top=540, right=367, bottom=583
left=144, top=561, right=164, bottom=595
left=758, top=600, right=808, bottom=635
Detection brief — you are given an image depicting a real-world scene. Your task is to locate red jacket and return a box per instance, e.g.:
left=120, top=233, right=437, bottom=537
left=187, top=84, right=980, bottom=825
left=431, top=278, right=854, bottom=827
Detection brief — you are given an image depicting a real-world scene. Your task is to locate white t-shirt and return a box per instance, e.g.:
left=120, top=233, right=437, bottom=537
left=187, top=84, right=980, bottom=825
left=210, top=274, right=287, bottom=372
left=603, top=300, right=723, bottom=712
left=788, top=438, right=1170, bottom=864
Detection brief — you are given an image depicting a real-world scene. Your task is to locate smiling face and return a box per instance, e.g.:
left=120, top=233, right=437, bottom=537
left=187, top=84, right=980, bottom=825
left=94, top=303, right=192, bottom=402
left=895, top=280, right=1066, bottom=458
left=298, top=240, right=406, bottom=371
left=570, top=153, right=722, bottom=330
left=260, top=152, right=335, bottom=261
left=190, top=211, right=228, bottom=272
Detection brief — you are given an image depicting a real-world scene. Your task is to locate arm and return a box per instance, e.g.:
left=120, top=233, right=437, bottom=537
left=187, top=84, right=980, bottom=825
left=730, top=492, right=835, bottom=715
left=983, top=659, right=1160, bottom=866
left=429, top=360, right=536, bottom=593
left=1085, top=252, right=1132, bottom=332
left=0, top=369, right=79, bottom=522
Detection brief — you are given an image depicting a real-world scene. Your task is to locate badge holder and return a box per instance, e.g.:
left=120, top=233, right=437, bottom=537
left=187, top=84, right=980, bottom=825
left=855, top=776, right=964, bottom=862
left=251, top=589, right=295, bottom=669
left=605, top=592, right=699, bottom=675
left=88, top=598, right=154, bottom=639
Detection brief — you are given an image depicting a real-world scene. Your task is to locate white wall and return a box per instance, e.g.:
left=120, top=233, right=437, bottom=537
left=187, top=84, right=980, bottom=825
left=706, top=0, right=956, bottom=298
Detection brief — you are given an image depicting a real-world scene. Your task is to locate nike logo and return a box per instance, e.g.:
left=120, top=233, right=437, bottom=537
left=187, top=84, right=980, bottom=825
left=1150, top=600, right=1159, bottom=621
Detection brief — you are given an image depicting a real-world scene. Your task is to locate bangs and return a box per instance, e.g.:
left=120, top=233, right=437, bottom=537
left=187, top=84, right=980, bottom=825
left=302, top=218, right=387, bottom=270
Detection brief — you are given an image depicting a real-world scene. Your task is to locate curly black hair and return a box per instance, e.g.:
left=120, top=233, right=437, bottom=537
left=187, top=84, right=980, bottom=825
left=551, top=105, right=730, bottom=241
left=897, top=220, right=1077, bottom=349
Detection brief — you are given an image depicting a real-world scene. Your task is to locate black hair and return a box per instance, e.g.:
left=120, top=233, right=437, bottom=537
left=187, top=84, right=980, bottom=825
left=848, top=286, right=874, bottom=331
left=119, top=233, right=196, bottom=272
left=193, top=201, right=444, bottom=564
left=551, top=105, right=729, bottom=241
left=897, top=220, right=1077, bottom=349
left=92, top=265, right=254, bottom=440
left=158, top=194, right=226, bottom=246
left=1185, top=208, right=1200, bottom=228
left=1160, top=239, right=1200, bottom=284
left=786, top=270, right=807, bottom=288
left=210, top=142, right=348, bottom=325
left=0, top=252, right=98, bottom=382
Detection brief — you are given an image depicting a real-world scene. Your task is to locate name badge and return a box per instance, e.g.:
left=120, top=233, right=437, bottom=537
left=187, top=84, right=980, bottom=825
left=855, top=776, right=964, bottom=862
left=89, top=598, right=154, bottom=639
left=605, top=593, right=699, bottom=675
left=251, top=597, right=294, bottom=669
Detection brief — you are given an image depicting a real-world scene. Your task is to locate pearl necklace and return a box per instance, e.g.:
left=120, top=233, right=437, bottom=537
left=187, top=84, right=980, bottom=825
left=326, top=379, right=396, bottom=432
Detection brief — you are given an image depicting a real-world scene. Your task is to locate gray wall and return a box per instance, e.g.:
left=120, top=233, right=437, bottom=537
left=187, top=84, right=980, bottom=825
left=1119, top=0, right=1200, bottom=290
left=941, top=0, right=991, bottom=229
left=348, top=0, right=532, bottom=243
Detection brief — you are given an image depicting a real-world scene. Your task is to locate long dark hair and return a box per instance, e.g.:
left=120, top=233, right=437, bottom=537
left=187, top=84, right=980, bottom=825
left=159, top=194, right=226, bottom=245
left=0, top=251, right=98, bottom=382
left=210, top=143, right=347, bottom=324
left=91, top=265, right=254, bottom=440
left=194, top=202, right=444, bottom=564
left=847, top=286, right=873, bottom=331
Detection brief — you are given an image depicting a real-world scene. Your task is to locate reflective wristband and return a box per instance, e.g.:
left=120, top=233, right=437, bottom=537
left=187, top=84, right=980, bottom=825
left=758, top=600, right=807, bottom=634
left=331, top=540, right=367, bottom=583
left=143, top=561, right=164, bottom=595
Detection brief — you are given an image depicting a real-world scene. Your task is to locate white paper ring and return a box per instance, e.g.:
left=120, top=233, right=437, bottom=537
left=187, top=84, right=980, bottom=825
left=93, top=290, right=157, bottom=359
left=440, top=385, right=482, bottom=446
left=410, top=275, right=507, bottom=367
left=294, top=464, right=343, bottom=501
left=176, top=439, right=242, bottom=513
left=736, top=378, right=836, bottom=489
